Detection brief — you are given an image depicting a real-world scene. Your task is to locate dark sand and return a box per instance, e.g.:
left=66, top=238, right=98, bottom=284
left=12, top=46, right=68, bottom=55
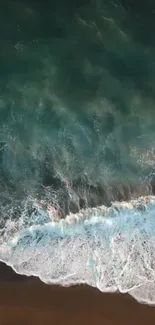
left=0, top=263, right=155, bottom=325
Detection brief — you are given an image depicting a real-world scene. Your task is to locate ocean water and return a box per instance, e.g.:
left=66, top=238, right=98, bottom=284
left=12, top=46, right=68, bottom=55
left=0, top=0, right=155, bottom=306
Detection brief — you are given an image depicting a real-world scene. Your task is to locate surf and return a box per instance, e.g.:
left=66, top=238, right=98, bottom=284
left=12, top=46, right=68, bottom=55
left=0, top=195, right=155, bottom=306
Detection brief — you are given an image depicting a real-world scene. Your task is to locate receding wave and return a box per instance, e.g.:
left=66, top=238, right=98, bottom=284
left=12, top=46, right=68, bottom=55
left=0, top=195, right=155, bottom=306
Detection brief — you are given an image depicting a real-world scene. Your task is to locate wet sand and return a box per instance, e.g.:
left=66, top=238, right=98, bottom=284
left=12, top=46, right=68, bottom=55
left=0, top=263, right=155, bottom=325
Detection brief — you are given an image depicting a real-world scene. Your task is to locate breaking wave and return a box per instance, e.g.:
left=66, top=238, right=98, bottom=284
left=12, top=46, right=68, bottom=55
left=0, top=195, right=155, bottom=306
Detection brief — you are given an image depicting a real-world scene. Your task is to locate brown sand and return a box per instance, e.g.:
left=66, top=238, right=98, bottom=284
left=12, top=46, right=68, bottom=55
left=0, top=263, right=155, bottom=325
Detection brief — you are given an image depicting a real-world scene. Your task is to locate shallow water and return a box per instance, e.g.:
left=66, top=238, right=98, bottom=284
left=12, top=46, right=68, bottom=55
left=0, top=195, right=155, bottom=305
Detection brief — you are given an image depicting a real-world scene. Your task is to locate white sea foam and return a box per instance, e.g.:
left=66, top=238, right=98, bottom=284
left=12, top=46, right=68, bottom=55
left=0, top=195, right=155, bottom=305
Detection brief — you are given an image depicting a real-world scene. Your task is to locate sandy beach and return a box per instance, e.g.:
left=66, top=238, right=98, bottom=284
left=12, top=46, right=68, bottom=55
left=0, top=262, right=154, bottom=325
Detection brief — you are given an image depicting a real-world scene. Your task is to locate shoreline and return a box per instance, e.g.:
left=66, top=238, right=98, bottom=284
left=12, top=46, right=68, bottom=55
left=0, top=262, right=155, bottom=325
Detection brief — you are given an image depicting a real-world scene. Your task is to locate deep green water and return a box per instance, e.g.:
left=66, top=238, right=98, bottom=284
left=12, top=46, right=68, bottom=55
left=0, top=0, right=155, bottom=211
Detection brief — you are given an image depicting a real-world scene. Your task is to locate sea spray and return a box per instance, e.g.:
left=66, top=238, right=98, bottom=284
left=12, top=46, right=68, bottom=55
left=0, top=195, right=155, bottom=305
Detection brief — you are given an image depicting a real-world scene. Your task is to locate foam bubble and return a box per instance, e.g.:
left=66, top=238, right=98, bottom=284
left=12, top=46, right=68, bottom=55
left=0, top=195, right=155, bottom=305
